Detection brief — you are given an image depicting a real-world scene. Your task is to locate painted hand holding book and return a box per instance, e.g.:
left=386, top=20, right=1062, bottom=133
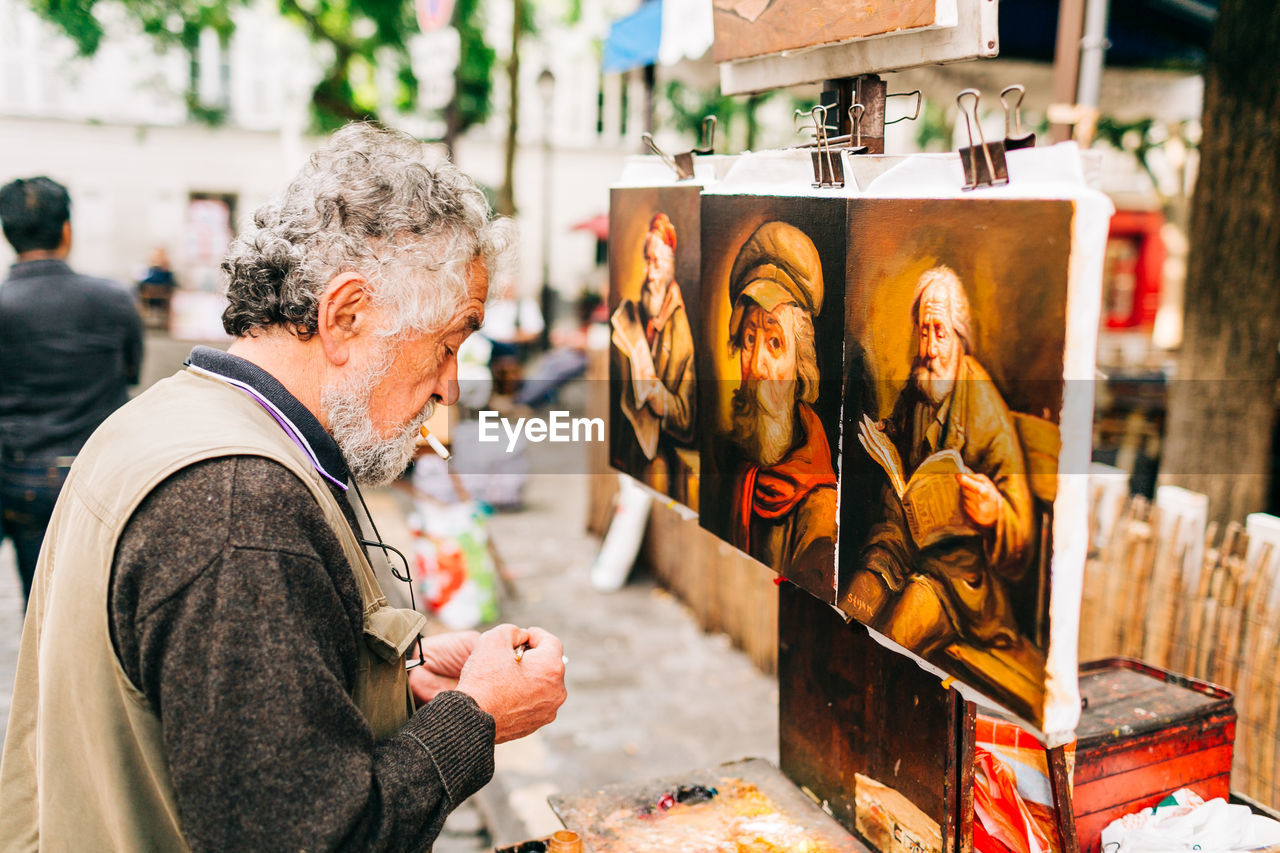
left=858, top=414, right=981, bottom=550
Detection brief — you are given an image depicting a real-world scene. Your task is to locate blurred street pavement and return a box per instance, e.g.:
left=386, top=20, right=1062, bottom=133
left=0, top=330, right=780, bottom=850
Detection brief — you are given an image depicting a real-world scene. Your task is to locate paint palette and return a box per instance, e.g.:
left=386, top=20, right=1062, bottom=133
left=549, top=759, right=870, bottom=853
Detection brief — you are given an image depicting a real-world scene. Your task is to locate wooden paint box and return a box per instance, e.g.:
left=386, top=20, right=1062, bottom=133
left=1073, top=657, right=1236, bottom=852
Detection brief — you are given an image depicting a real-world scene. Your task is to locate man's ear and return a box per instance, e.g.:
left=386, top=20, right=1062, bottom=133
left=315, top=272, right=371, bottom=366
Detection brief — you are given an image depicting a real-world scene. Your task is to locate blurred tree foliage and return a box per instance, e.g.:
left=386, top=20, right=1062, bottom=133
left=27, top=0, right=498, bottom=135
left=446, top=0, right=498, bottom=146
left=662, top=80, right=769, bottom=152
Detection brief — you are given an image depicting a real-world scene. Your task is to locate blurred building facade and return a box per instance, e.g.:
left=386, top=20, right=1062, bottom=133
left=0, top=0, right=644, bottom=309
left=0, top=0, right=1206, bottom=356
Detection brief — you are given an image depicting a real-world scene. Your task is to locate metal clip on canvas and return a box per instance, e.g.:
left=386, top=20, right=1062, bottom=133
left=885, top=89, right=923, bottom=127
left=794, top=105, right=844, bottom=188
left=693, top=116, right=717, bottom=156
left=1001, top=84, right=1036, bottom=151
left=957, top=88, right=1009, bottom=191
left=641, top=133, right=695, bottom=182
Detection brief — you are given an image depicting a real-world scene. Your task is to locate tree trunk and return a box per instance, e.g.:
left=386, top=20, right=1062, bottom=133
left=497, top=0, right=524, bottom=216
left=1158, top=0, right=1280, bottom=524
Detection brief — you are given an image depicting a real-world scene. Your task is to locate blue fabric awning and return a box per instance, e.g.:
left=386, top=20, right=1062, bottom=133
left=602, top=0, right=662, bottom=73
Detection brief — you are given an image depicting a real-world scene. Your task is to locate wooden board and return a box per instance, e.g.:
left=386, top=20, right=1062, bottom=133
left=548, top=758, right=870, bottom=853
left=778, top=582, right=974, bottom=851
left=711, top=0, right=946, bottom=63
left=718, top=0, right=997, bottom=95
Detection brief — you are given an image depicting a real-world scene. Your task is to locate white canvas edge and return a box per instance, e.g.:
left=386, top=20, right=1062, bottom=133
left=612, top=154, right=742, bottom=189
left=703, top=149, right=858, bottom=198
left=1041, top=189, right=1113, bottom=744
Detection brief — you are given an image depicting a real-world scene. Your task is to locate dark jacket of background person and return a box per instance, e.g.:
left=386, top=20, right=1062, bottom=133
left=0, top=258, right=143, bottom=457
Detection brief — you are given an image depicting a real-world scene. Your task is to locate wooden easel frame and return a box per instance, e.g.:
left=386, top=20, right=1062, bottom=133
left=779, top=583, right=1078, bottom=852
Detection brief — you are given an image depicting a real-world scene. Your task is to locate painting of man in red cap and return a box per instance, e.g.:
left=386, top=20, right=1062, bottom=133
left=610, top=210, right=698, bottom=506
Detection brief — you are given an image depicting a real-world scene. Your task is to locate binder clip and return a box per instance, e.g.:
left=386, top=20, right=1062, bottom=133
left=794, top=105, right=843, bottom=188
left=693, top=116, right=717, bottom=156
left=957, top=89, right=1008, bottom=191
left=1000, top=84, right=1036, bottom=150
left=885, top=90, right=923, bottom=127
left=846, top=103, right=869, bottom=155
left=641, top=133, right=695, bottom=181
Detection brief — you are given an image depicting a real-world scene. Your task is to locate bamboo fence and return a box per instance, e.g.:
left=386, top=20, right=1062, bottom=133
left=1081, top=494, right=1280, bottom=808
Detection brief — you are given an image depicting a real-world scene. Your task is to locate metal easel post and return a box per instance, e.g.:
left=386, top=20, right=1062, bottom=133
left=822, top=75, right=888, bottom=154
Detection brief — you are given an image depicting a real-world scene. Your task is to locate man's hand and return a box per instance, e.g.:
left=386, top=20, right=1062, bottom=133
left=456, top=623, right=567, bottom=744
left=643, top=386, right=667, bottom=417
left=408, top=631, right=479, bottom=705
left=957, top=472, right=1001, bottom=528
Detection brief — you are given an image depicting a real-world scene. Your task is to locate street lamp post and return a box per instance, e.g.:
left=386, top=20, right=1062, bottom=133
left=537, top=67, right=556, bottom=351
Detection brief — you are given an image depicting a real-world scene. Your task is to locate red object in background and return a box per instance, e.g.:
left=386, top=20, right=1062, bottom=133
left=570, top=213, right=610, bottom=241
left=1104, top=210, right=1165, bottom=328
left=1072, top=658, right=1235, bottom=852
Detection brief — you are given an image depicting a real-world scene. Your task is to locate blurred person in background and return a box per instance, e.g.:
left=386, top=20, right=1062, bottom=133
left=0, top=124, right=566, bottom=852
left=136, top=245, right=178, bottom=327
left=0, top=176, right=143, bottom=603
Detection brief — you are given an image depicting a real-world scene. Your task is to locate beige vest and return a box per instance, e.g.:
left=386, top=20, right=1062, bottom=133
left=0, top=368, right=426, bottom=851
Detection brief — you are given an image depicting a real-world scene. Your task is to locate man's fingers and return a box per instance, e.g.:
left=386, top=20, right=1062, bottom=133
left=523, top=627, right=559, bottom=651
left=477, top=623, right=523, bottom=651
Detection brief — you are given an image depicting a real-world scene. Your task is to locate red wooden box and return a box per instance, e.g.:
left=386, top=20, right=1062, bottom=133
left=1073, top=658, right=1235, bottom=852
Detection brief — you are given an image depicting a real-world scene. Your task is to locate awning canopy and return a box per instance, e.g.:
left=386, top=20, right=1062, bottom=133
left=999, top=0, right=1215, bottom=68
left=570, top=214, right=609, bottom=241
left=602, top=0, right=663, bottom=73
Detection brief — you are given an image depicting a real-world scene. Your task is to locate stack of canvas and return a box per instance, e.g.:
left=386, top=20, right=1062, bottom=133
left=608, top=144, right=1111, bottom=741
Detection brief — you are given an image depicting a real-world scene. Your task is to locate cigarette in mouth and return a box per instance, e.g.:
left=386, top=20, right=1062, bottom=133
left=419, top=425, right=451, bottom=460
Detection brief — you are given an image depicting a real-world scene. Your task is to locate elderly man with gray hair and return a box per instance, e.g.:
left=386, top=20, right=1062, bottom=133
left=0, top=124, right=566, bottom=851
left=841, top=265, right=1034, bottom=661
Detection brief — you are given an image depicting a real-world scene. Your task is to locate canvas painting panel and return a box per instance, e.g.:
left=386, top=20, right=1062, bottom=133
left=712, top=0, right=944, bottom=63
left=609, top=184, right=704, bottom=510
left=838, top=197, right=1076, bottom=727
left=697, top=193, right=846, bottom=604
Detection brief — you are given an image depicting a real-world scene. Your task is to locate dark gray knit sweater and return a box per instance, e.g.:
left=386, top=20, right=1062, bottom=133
left=107, top=349, right=495, bottom=852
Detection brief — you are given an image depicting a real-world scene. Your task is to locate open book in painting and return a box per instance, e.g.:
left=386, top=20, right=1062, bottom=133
left=857, top=414, right=981, bottom=550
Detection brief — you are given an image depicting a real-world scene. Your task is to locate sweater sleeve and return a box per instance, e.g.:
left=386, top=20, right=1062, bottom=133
left=110, top=456, right=495, bottom=853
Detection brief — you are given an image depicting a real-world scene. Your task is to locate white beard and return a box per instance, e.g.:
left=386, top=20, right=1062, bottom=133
left=912, top=349, right=959, bottom=407
left=913, top=366, right=955, bottom=406
left=729, top=380, right=795, bottom=468
left=324, top=346, right=437, bottom=486
left=642, top=278, right=667, bottom=321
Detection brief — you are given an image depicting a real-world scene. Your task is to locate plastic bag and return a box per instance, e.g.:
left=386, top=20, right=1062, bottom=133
left=1100, top=789, right=1280, bottom=853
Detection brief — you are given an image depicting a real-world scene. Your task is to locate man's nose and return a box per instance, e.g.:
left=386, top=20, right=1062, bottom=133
left=432, top=361, right=459, bottom=407
left=925, top=330, right=939, bottom=359
left=749, top=340, right=770, bottom=378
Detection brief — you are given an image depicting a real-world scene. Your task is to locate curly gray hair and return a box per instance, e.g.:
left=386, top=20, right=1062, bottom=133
left=221, top=122, right=512, bottom=340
